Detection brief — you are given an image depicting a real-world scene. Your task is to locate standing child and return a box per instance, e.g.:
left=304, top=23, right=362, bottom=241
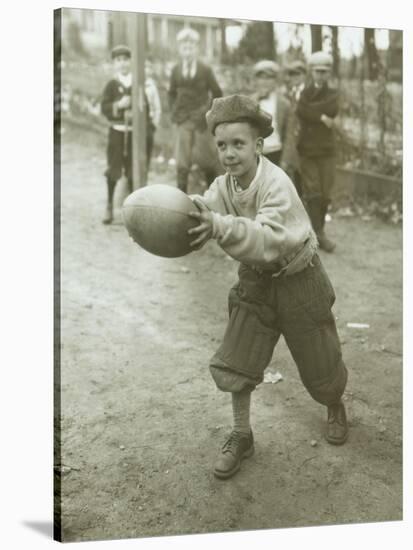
left=101, top=46, right=156, bottom=224
left=296, top=52, right=339, bottom=252
left=251, top=60, right=292, bottom=169
left=101, top=45, right=133, bottom=225
left=168, top=28, right=223, bottom=193
left=285, top=60, right=307, bottom=102
left=188, top=94, right=348, bottom=480
left=281, top=60, right=308, bottom=196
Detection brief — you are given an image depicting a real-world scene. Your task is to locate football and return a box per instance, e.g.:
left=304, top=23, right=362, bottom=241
left=122, top=184, right=200, bottom=258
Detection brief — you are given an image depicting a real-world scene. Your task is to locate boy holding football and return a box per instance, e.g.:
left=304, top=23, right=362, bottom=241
left=188, top=94, right=348, bottom=480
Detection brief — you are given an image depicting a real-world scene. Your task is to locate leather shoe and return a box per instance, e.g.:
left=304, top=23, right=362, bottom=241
left=326, top=399, right=348, bottom=445
left=214, top=430, right=254, bottom=479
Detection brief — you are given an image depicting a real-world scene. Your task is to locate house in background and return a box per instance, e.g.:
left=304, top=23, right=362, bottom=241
left=62, top=8, right=402, bottom=83
left=63, top=8, right=227, bottom=61
left=110, top=12, right=232, bottom=61
left=62, top=8, right=109, bottom=55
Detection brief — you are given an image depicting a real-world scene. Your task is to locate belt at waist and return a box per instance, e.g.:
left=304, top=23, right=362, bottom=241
left=270, top=252, right=314, bottom=278
left=251, top=230, right=319, bottom=278
left=110, top=123, right=132, bottom=132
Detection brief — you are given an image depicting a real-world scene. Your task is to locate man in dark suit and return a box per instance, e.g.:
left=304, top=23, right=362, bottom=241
left=169, top=28, right=223, bottom=193
left=296, top=51, right=339, bottom=252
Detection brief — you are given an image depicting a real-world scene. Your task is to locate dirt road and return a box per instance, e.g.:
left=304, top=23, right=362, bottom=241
left=57, top=126, right=402, bottom=542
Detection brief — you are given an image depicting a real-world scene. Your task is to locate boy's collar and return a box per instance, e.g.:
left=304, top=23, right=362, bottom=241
left=182, top=59, right=198, bottom=67
left=232, top=156, right=262, bottom=192
left=117, top=72, right=132, bottom=87
left=258, top=90, right=276, bottom=101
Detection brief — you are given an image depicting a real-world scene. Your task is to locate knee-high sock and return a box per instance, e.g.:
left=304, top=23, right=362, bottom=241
left=231, top=388, right=252, bottom=435
left=106, top=178, right=117, bottom=205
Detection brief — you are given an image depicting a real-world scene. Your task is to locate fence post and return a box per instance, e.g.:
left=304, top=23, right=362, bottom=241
left=359, top=40, right=367, bottom=169
left=377, top=56, right=388, bottom=169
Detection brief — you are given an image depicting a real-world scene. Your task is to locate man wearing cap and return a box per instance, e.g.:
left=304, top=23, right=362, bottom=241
left=251, top=60, right=292, bottom=169
left=296, top=51, right=339, bottom=252
left=169, top=28, right=223, bottom=193
left=100, top=45, right=154, bottom=224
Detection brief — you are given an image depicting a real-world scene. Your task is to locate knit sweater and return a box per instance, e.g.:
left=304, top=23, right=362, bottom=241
left=193, top=156, right=317, bottom=273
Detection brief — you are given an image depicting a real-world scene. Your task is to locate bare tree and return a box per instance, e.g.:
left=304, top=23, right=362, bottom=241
left=236, top=21, right=277, bottom=61
left=331, top=26, right=340, bottom=78
left=364, top=28, right=379, bottom=80
left=311, top=24, right=323, bottom=52
left=263, top=22, right=276, bottom=59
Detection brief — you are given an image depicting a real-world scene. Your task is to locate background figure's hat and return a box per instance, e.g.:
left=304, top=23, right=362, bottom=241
left=206, top=94, right=274, bottom=138
left=308, top=51, right=333, bottom=70
left=253, top=60, right=280, bottom=77
left=286, top=60, right=307, bottom=74
left=111, top=45, right=131, bottom=59
left=176, top=28, right=200, bottom=43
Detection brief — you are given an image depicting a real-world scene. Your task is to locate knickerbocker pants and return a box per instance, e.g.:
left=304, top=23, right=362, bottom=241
left=209, top=254, right=348, bottom=406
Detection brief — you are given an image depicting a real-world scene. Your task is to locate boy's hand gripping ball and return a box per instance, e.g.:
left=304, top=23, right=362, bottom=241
left=122, top=184, right=200, bottom=258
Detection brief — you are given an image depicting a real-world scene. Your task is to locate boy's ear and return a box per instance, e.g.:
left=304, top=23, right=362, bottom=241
left=256, top=137, right=264, bottom=155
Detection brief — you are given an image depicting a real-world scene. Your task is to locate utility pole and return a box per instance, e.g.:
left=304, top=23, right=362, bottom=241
left=331, top=26, right=340, bottom=79
left=129, top=13, right=147, bottom=188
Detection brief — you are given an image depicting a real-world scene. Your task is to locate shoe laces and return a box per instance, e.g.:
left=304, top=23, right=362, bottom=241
left=328, top=402, right=344, bottom=424
left=222, top=431, right=243, bottom=455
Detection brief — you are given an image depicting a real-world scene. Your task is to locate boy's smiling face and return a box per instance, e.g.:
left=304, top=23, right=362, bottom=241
left=214, top=122, right=263, bottom=189
left=114, top=54, right=131, bottom=76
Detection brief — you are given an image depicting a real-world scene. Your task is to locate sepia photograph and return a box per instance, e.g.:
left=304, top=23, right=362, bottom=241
left=54, top=6, right=403, bottom=543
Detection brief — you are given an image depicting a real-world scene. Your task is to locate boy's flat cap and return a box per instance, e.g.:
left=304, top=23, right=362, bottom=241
left=253, top=60, right=280, bottom=77
left=308, top=51, right=333, bottom=70
left=206, top=94, right=273, bottom=138
left=286, top=60, right=307, bottom=74
left=176, top=28, right=200, bottom=43
left=111, top=45, right=131, bottom=59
